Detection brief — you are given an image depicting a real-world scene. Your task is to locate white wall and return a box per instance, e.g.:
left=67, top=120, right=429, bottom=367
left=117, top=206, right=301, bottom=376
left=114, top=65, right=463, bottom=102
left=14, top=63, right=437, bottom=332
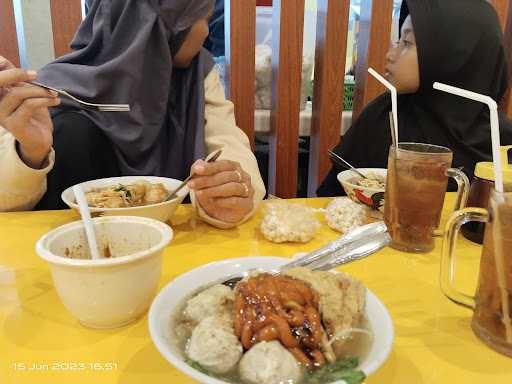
left=14, top=0, right=55, bottom=69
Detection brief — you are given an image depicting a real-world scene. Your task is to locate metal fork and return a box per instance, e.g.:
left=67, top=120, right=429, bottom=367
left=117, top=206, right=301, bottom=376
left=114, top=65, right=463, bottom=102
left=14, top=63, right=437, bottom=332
left=29, top=81, right=130, bottom=112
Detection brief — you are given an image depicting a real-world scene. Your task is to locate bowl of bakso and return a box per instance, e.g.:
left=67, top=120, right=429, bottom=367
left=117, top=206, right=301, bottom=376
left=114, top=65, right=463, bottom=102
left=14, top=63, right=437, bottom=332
left=148, top=256, right=394, bottom=384
left=36, top=216, right=172, bottom=328
left=337, top=169, right=387, bottom=211
left=62, top=176, right=188, bottom=222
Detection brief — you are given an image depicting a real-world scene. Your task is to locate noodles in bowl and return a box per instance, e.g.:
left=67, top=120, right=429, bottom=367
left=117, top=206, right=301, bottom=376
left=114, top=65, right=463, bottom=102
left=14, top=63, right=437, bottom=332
left=85, top=181, right=168, bottom=208
left=62, top=176, right=188, bottom=222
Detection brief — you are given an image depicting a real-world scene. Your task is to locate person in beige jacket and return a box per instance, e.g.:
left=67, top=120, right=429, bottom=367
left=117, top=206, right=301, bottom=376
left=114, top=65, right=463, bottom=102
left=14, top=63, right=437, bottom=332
left=0, top=0, right=265, bottom=228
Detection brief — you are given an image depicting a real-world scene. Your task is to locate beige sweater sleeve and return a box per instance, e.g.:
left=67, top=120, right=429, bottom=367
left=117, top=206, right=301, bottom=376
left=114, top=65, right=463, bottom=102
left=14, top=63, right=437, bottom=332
left=0, top=127, right=55, bottom=212
left=192, top=68, right=266, bottom=228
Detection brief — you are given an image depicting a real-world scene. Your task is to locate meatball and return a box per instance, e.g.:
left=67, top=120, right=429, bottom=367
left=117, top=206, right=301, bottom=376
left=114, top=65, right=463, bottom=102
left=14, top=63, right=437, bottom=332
left=144, top=183, right=168, bottom=204
left=186, top=316, right=243, bottom=374
left=183, top=284, right=235, bottom=325
left=239, top=341, right=303, bottom=384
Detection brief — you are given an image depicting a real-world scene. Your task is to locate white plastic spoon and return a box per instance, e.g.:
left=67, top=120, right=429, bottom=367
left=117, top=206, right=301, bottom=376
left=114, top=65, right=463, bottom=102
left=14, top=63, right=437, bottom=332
left=73, top=185, right=101, bottom=260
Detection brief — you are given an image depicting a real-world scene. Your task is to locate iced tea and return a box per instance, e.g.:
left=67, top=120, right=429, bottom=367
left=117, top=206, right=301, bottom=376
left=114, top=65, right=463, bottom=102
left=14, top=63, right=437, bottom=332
left=472, top=192, right=512, bottom=356
left=384, top=143, right=452, bottom=252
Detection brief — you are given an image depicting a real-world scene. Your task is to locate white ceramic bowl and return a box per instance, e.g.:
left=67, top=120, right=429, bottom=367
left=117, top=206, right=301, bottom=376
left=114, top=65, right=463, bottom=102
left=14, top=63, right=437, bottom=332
left=149, top=256, right=394, bottom=384
left=337, top=168, right=387, bottom=211
left=61, top=176, right=188, bottom=223
left=36, top=216, right=172, bottom=329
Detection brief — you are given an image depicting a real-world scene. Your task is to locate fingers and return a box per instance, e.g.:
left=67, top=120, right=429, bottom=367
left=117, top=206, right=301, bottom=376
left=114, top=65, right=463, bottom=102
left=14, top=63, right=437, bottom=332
left=192, top=159, right=239, bottom=176
left=0, top=56, right=16, bottom=70
left=214, top=197, right=255, bottom=210
left=7, top=97, right=61, bottom=128
left=189, top=168, right=249, bottom=190
left=0, top=86, right=58, bottom=119
left=196, top=181, right=253, bottom=199
left=190, top=158, right=256, bottom=223
left=198, top=197, right=254, bottom=223
left=0, top=68, right=37, bottom=88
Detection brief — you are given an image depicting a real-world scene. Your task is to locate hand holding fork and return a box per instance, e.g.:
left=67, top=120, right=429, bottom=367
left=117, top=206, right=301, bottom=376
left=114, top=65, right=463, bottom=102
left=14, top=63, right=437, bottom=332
left=29, top=81, right=130, bottom=112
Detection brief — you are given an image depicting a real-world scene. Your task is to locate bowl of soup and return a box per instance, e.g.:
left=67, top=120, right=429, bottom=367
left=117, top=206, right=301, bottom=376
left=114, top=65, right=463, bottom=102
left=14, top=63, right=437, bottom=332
left=148, top=256, right=394, bottom=384
left=61, top=176, right=188, bottom=223
left=337, top=169, right=387, bottom=211
left=36, top=216, right=172, bottom=328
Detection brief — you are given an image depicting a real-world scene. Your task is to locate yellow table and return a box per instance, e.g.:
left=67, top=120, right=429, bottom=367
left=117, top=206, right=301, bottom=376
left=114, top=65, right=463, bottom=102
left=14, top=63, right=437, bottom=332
left=1, top=195, right=511, bottom=384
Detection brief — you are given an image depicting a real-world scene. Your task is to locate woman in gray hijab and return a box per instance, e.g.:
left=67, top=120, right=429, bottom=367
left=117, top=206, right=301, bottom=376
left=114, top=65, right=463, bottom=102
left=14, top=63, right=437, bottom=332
left=0, top=0, right=265, bottom=227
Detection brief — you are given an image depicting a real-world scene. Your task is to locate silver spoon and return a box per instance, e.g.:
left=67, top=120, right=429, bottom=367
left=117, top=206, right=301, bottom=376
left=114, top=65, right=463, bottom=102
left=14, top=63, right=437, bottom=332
left=328, top=150, right=368, bottom=180
left=221, top=222, right=390, bottom=288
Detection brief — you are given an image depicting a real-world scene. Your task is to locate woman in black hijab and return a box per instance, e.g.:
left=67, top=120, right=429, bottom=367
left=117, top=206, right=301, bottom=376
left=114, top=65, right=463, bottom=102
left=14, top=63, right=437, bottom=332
left=318, top=0, right=512, bottom=196
left=7, top=0, right=265, bottom=226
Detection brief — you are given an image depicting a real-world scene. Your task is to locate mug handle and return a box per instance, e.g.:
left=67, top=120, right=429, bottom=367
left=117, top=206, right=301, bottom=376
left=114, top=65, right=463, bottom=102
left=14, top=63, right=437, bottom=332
left=446, top=168, right=470, bottom=212
left=433, top=168, right=470, bottom=237
left=440, top=207, right=489, bottom=309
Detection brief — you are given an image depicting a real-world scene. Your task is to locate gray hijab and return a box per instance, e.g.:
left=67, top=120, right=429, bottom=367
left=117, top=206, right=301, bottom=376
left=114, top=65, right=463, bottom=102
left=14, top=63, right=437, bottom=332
left=38, top=0, right=215, bottom=180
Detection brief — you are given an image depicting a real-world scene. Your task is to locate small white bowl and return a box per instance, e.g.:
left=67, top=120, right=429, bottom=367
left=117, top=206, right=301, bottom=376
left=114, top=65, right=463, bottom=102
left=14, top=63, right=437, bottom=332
left=61, top=176, right=188, bottom=223
left=36, top=216, right=172, bottom=329
left=149, top=256, right=394, bottom=384
left=337, top=168, right=387, bottom=211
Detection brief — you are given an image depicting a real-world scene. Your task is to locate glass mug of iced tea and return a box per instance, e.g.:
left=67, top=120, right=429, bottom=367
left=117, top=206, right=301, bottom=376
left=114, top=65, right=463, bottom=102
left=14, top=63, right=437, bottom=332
left=384, top=143, right=469, bottom=253
left=441, top=189, right=512, bottom=357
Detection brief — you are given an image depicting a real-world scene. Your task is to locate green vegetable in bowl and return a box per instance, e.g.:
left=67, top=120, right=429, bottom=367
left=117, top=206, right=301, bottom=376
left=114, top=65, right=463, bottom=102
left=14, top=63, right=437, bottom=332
left=304, top=357, right=366, bottom=384
left=185, top=358, right=210, bottom=375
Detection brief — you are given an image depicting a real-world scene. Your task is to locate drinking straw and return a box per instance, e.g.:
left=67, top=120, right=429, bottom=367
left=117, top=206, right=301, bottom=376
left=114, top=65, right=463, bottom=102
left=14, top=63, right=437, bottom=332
left=368, top=68, right=399, bottom=149
left=433, top=82, right=504, bottom=193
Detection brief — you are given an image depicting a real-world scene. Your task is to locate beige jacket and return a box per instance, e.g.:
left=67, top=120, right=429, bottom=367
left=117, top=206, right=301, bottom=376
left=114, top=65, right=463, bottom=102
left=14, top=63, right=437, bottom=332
left=0, top=68, right=265, bottom=228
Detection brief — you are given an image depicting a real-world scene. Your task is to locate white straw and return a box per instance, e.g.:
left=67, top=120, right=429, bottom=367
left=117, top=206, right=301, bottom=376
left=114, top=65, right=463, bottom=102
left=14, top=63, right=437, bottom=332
left=433, top=82, right=503, bottom=193
left=73, top=185, right=101, bottom=260
left=368, top=68, right=399, bottom=149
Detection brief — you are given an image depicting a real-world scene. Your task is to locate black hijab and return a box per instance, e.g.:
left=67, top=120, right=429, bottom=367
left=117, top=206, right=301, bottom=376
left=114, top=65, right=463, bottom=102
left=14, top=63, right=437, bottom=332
left=38, top=0, right=215, bottom=180
left=318, top=0, right=512, bottom=196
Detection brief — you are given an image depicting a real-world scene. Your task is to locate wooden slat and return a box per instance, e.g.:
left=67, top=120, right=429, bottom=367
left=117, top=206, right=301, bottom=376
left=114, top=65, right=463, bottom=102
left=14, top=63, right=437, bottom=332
left=225, top=0, right=256, bottom=149
left=505, top=4, right=512, bottom=118
left=492, top=0, right=511, bottom=30
left=493, top=0, right=512, bottom=118
left=268, top=0, right=305, bottom=198
left=352, top=0, right=394, bottom=120
left=0, top=0, right=20, bottom=66
left=307, top=0, right=350, bottom=196
left=50, top=0, right=82, bottom=58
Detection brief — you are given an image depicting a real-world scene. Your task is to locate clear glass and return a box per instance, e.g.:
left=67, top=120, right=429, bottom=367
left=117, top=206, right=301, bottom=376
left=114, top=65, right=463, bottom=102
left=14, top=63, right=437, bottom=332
left=441, top=189, right=512, bottom=357
left=384, top=143, right=469, bottom=253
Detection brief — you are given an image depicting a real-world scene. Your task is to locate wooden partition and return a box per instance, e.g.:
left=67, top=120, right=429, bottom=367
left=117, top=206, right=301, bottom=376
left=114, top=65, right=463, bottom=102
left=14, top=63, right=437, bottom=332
left=307, top=0, right=351, bottom=195
left=225, top=0, right=393, bottom=197
left=0, top=0, right=20, bottom=66
left=492, top=0, right=512, bottom=118
left=267, top=0, right=305, bottom=198
left=50, top=0, right=82, bottom=58
left=225, top=0, right=256, bottom=149
left=504, top=4, right=512, bottom=118
left=352, top=0, right=394, bottom=121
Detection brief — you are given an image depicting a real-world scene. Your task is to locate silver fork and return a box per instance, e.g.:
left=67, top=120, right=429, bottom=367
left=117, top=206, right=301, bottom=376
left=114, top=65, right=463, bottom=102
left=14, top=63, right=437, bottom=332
left=29, top=81, right=130, bottom=112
